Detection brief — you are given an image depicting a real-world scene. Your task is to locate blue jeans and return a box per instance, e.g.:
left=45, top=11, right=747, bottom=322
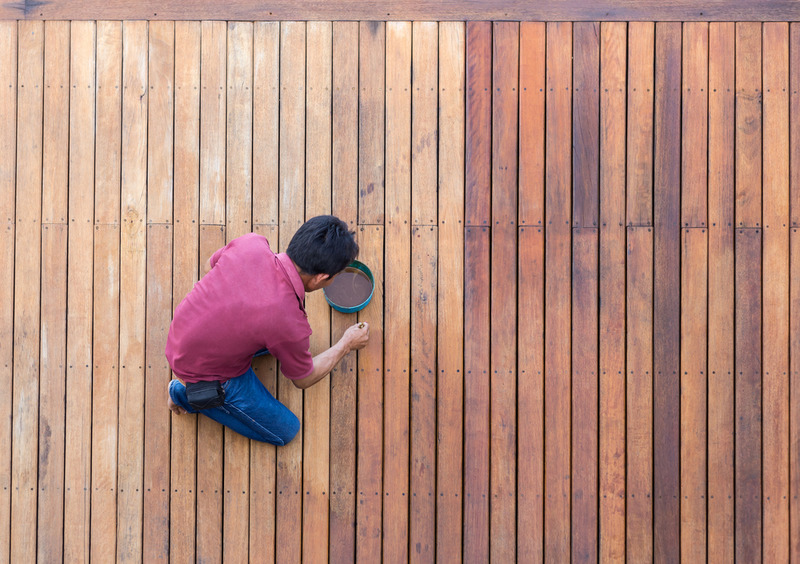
left=169, top=367, right=300, bottom=446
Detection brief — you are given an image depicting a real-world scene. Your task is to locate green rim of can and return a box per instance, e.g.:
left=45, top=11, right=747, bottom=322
left=323, top=260, right=375, bottom=313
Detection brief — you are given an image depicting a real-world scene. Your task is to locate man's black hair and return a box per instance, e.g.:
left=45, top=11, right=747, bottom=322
left=286, top=215, right=359, bottom=276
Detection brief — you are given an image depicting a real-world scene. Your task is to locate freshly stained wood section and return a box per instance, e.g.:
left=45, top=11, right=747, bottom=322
left=3, top=19, right=799, bottom=562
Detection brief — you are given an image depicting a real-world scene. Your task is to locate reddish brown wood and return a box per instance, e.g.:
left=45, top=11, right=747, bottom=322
left=465, top=21, right=491, bottom=227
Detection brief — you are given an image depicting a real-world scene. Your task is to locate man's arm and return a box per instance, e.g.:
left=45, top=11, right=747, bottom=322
left=291, top=322, right=370, bottom=390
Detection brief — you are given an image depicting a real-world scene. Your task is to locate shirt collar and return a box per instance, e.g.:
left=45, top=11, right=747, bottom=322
left=275, top=252, right=307, bottom=311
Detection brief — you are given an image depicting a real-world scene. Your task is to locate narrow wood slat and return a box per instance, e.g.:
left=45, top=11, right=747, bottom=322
left=142, top=21, right=174, bottom=564
left=626, top=22, right=654, bottom=227
left=302, top=21, right=333, bottom=564
left=465, top=21, right=491, bottom=227
left=412, top=22, right=437, bottom=226
left=200, top=21, right=226, bottom=226
left=792, top=23, right=800, bottom=229
left=0, top=23, right=16, bottom=558
left=653, top=21, right=681, bottom=564
left=762, top=21, right=790, bottom=564
left=679, top=227, right=708, bottom=563
left=89, top=21, right=122, bottom=564
left=253, top=22, right=279, bottom=227
left=63, top=21, right=95, bottom=564
left=275, top=21, right=305, bottom=564
left=518, top=22, right=545, bottom=228
left=682, top=23, right=709, bottom=227
left=222, top=22, right=252, bottom=564
left=571, top=22, right=599, bottom=564
left=735, top=227, right=762, bottom=563
left=170, top=20, right=201, bottom=564
left=791, top=23, right=800, bottom=564
left=37, top=20, right=69, bottom=564
left=598, top=21, right=626, bottom=564
left=356, top=225, right=384, bottom=563
left=544, top=21, right=571, bottom=561
left=463, top=225, right=490, bottom=563
left=11, top=20, right=43, bottom=564
left=117, top=20, right=148, bottom=562
left=329, top=21, right=359, bottom=563
left=383, top=20, right=411, bottom=564
left=436, top=21, right=465, bottom=562
left=626, top=226, right=654, bottom=563
left=358, top=21, right=385, bottom=225
left=410, top=225, right=437, bottom=562
left=735, top=22, right=762, bottom=228
left=707, top=22, right=735, bottom=564
left=195, top=226, right=225, bottom=563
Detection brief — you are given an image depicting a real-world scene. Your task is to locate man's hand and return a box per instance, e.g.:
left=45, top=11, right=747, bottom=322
left=343, top=322, right=370, bottom=351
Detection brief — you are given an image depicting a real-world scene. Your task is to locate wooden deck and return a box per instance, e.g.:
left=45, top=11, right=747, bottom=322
left=2, top=19, right=800, bottom=562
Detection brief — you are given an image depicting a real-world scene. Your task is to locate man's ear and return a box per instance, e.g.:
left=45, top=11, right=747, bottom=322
left=312, top=272, right=331, bottom=287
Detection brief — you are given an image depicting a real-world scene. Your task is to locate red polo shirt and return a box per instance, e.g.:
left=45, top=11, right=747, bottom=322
left=165, top=233, right=314, bottom=383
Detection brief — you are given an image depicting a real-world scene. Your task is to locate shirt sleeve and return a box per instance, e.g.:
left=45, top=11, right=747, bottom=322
left=269, top=332, right=314, bottom=380
left=209, top=244, right=227, bottom=269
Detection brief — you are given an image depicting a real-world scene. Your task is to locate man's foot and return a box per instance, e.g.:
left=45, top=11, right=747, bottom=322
left=168, top=388, right=187, bottom=415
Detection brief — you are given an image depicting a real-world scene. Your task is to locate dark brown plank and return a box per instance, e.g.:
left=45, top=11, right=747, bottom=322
left=544, top=20, right=572, bottom=562
left=463, top=225, right=490, bottom=563
left=761, top=22, right=790, bottom=563
left=465, top=21, right=491, bottom=227
left=707, top=22, right=735, bottom=564
left=652, top=21, right=680, bottom=564
left=330, top=20, right=359, bottom=564
left=6, top=0, right=800, bottom=21
left=598, top=21, right=626, bottom=564
left=571, top=21, right=599, bottom=564
left=735, top=227, right=762, bottom=563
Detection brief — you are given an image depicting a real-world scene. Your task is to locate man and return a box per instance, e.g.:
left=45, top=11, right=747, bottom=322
left=166, top=215, right=370, bottom=445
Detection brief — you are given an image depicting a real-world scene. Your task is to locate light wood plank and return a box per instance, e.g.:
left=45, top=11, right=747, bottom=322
left=383, top=20, right=411, bottom=564
left=626, top=22, right=654, bottom=227
left=200, top=21, right=226, bottom=226
left=411, top=21, right=437, bottom=226
left=791, top=24, right=800, bottom=564
left=358, top=22, right=385, bottom=225
left=735, top=22, right=762, bottom=228
left=11, top=20, right=43, bottom=564
left=64, top=21, right=95, bottom=564
left=253, top=22, right=279, bottom=227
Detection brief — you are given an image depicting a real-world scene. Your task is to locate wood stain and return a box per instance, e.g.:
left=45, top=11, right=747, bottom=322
left=324, top=267, right=373, bottom=308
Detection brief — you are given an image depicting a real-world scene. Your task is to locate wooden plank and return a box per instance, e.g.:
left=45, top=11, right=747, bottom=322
left=436, top=21, right=465, bottom=562
left=653, top=21, right=681, bottom=564
left=89, top=20, right=121, bottom=564
left=37, top=19, right=69, bottom=564
left=735, top=227, right=762, bottom=563
left=253, top=22, right=279, bottom=227
left=762, top=21, right=790, bottom=564
left=329, top=21, right=359, bottom=563
left=679, top=228, right=708, bottom=563
left=792, top=24, right=800, bottom=564
left=11, top=20, right=43, bottom=564
left=598, top=21, right=626, bottom=564
left=410, top=225, right=437, bottom=562
left=7, top=0, right=800, bottom=22
left=170, top=20, right=200, bottom=564
left=679, top=22, right=708, bottom=564
left=222, top=21, right=252, bottom=564
left=302, top=20, right=332, bottom=564
left=117, top=20, right=148, bottom=562
left=63, top=20, right=95, bottom=564
left=707, top=22, right=735, bottom=564
left=517, top=21, right=545, bottom=563
left=626, top=226, right=653, bottom=563
left=571, top=22, right=599, bottom=564
left=489, top=20, right=518, bottom=564
left=356, top=225, right=384, bottom=563
left=382, top=20, right=411, bottom=564
left=626, top=22, right=654, bottom=227
left=544, top=21, right=571, bottom=561
left=411, top=21, right=437, bottom=226
left=200, top=20, right=226, bottom=226
left=0, top=21, right=15, bottom=560
left=275, top=21, right=305, bottom=564
left=735, top=22, right=762, bottom=228
left=358, top=21, right=385, bottom=225
left=463, top=225, right=490, bottom=563
left=465, top=21, right=490, bottom=227
left=142, top=21, right=174, bottom=564
left=518, top=22, right=545, bottom=228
